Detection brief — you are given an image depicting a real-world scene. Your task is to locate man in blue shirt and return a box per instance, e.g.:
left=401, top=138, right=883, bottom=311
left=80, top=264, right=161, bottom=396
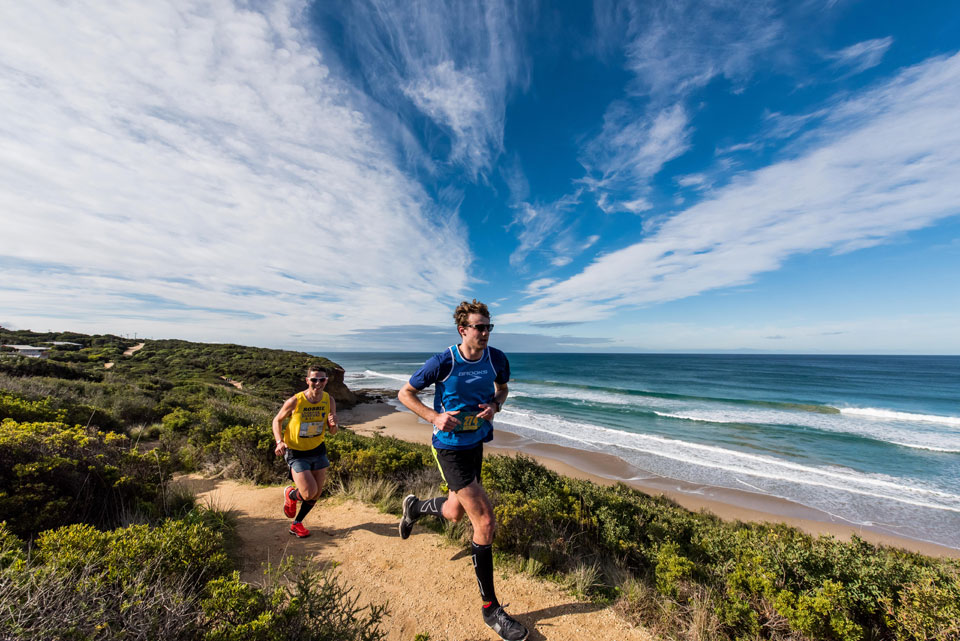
left=397, top=299, right=528, bottom=641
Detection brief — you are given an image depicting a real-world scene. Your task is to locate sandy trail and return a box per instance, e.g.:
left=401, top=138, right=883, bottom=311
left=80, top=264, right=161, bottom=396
left=123, top=342, right=145, bottom=356
left=180, top=476, right=652, bottom=641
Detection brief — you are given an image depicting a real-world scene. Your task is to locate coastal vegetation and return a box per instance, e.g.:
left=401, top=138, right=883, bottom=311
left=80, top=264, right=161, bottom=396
left=1, top=327, right=958, bottom=640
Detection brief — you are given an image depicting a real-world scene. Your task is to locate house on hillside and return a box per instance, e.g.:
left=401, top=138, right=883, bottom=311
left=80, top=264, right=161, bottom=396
left=1, top=344, right=51, bottom=358
left=44, top=341, right=83, bottom=349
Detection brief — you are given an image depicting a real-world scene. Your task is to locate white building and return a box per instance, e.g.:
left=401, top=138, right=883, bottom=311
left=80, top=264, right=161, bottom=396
left=1, top=344, right=51, bottom=358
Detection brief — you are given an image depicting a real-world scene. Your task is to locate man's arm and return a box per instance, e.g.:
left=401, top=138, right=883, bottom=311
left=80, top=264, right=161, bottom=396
left=272, top=396, right=297, bottom=455
left=327, top=396, right=338, bottom=435
left=398, top=382, right=461, bottom=431
left=477, top=381, right=508, bottom=421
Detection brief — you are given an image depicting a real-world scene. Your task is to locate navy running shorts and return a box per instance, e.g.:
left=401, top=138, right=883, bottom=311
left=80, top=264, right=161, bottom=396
left=284, top=442, right=330, bottom=474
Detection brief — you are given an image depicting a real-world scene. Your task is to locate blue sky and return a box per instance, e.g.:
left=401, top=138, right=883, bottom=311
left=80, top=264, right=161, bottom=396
left=2, top=0, right=959, bottom=353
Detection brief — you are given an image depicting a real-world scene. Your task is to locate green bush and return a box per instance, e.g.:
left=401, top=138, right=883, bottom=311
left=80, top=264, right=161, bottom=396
left=654, top=542, right=696, bottom=599
left=0, top=374, right=133, bottom=431
left=881, top=570, right=960, bottom=640
left=0, top=509, right=233, bottom=641
left=0, top=522, right=25, bottom=571
left=327, top=431, right=433, bottom=483
left=34, top=514, right=233, bottom=586
left=0, top=419, right=170, bottom=538
left=0, top=391, right=64, bottom=422
left=216, top=424, right=276, bottom=482
left=0, top=512, right=386, bottom=641
left=477, top=454, right=960, bottom=641
left=163, top=407, right=201, bottom=432
left=0, top=356, right=102, bottom=381
left=202, top=565, right=386, bottom=641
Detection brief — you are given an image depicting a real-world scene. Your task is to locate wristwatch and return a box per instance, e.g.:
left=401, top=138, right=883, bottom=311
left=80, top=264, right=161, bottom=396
left=493, top=400, right=502, bottom=412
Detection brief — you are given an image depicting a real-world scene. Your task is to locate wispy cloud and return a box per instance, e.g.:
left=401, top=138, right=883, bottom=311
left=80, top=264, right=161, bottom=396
left=0, top=0, right=471, bottom=346
left=316, top=0, right=529, bottom=178
left=675, top=173, right=710, bottom=189
left=580, top=101, right=691, bottom=211
left=508, top=190, right=584, bottom=268
left=615, top=0, right=783, bottom=96
left=502, top=52, right=960, bottom=324
left=581, top=0, right=785, bottom=214
left=827, top=36, right=893, bottom=75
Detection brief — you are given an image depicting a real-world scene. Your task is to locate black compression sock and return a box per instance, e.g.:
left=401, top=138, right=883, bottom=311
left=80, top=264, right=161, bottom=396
left=289, top=488, right=302, bottom=501
left=472, top=542, right=498, bottom=608
left=295, top=499, right=316, bottom=523
left=413, top=496, right=447, bottom=518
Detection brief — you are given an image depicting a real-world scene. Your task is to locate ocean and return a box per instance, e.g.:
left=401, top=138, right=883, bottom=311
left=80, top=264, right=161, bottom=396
left=323, top=352, right=960, bottom=550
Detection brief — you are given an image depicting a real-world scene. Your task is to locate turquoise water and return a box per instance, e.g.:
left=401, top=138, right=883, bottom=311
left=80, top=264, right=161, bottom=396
left=325, top=352, right=960, bottom=549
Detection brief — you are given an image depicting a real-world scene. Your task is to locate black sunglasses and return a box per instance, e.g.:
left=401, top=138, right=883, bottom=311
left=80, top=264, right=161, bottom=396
left=463, top=323, right=494, bottom=332
left=309, top=377, right=328, bottom=383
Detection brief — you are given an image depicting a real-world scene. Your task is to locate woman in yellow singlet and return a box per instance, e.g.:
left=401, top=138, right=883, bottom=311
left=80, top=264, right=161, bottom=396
left=272, top=365, right=338, bottom=538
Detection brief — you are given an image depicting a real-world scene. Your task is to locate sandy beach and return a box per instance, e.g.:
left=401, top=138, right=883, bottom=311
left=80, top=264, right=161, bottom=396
left=340, top=397, right=959, bottom=559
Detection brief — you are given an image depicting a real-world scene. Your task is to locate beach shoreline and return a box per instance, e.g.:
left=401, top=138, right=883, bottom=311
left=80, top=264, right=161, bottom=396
left=340, top=397, right=959, bottom=559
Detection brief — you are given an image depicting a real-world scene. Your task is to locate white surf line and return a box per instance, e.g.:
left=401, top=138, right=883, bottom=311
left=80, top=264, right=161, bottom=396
left=497, top=412, right=960, bottom=513
left=841, top=407, right=960, bottom=427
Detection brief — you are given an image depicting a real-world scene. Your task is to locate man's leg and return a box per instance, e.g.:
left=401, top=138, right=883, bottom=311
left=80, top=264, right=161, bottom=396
left=457, top=481, right=528, bottom=640
left=283, top=465, right=317, bottom=537
left=289, top=468, right=319, bottom=503
left=455, top=481, right=497, bottom=602
left=292, top=467, right=325, bottom=522
left=399, top=446, right=464, bottom=538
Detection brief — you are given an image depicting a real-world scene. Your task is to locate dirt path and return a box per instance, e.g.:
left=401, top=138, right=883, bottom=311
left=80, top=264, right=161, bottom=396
left=179, top=476, right=652, bottom=641
left=123, top=342, right=145, bottom=356
left=220, top=375, right=243, bottom=389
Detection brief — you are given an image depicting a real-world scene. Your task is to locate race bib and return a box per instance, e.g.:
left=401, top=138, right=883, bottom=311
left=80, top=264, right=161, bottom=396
left=455, top=413, right=483, bottom=432
left=298, top=421, right=324, bottom=438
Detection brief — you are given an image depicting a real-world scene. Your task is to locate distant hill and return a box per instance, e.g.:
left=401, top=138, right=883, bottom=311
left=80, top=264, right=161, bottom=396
left=0, top=326, right=356, bottom=408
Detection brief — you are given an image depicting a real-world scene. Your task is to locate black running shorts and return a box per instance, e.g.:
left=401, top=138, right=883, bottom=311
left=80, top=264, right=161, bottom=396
left=432, top=443, right=483, bottom=492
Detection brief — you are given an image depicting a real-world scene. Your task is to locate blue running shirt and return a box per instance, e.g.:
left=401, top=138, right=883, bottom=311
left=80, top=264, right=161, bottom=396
left=408, top=345, right=510, bottom=450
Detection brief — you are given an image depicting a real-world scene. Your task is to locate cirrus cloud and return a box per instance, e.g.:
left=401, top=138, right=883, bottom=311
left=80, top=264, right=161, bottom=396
left=0, top=0, right=471, bottom=347
left=503, top=52, right=960, bottom=325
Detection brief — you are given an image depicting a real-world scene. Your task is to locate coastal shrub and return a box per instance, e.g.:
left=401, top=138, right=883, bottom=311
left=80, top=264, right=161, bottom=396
left=202, top=565, right=387, bottom=641
left=0, top=356, right=101, bottom=381
left=216, top=423, right=276, bottom=482
left=0, top=391, right=64, bottom=422
left=0, top=419, right=170, bottom=538
left=163, top=407, right=201, bottom=432
left=477, top=454, right=960, bottom=641
left=0, top=373, right=139, bottom=432
left=0, top=522, right=25, bottom=571
left=775, top=580, right=862, bottom=641
left=0, top=508, right=232, bottom=641
left=2, top=510, right=385, bottom=641
left=34, top=514, right=233, bottom=586
left=880, top=570, right=960, bottom=640
left=327, top=431, right=432, bottom=483
left=654, top=542, right=697, bottom=599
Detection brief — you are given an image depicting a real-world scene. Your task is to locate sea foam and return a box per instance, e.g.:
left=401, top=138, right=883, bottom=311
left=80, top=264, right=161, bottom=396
left=840, top=407, right=960, bottom=428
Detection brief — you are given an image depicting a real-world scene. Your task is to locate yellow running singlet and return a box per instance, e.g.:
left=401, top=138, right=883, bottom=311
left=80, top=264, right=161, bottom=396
left=284, top=391, right=330, bottom=451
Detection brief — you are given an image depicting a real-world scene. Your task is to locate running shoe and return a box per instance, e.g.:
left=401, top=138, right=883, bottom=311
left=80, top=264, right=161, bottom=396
left=398, top=494, right=418, bottom=539
left=289, top=522, right=310, bottom=538
left=482, top=604, right=528, bottom=641
left=283, top=486, right=297, bottom=518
